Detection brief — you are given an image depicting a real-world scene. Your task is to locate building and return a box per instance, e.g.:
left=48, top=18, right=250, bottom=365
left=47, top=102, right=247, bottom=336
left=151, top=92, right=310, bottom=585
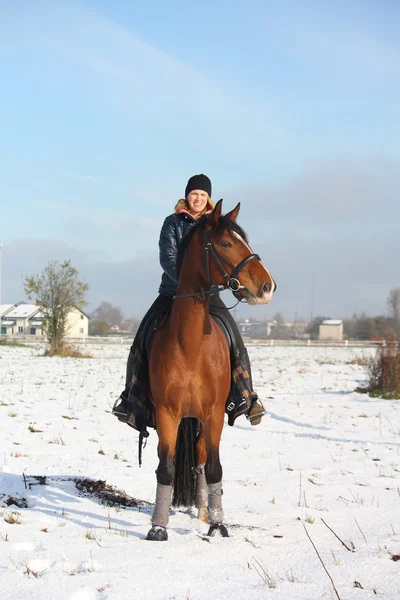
left=267, top=320, right=309, bottom=338
left=1, top=304, right=41, bottom=335
left=65, top=306, right=89, bottom=337
left=0, top=304, right=89, bottom=338
left=0, top=304, right=16, bottom=336
left=238, top=319, right=267, bottom=337
left=319, top=319, right=343, bottom=341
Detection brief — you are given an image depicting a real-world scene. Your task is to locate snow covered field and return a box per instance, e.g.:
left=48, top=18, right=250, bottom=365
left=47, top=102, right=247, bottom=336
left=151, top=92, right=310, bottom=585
left=0, top=343, right=399, bottom=600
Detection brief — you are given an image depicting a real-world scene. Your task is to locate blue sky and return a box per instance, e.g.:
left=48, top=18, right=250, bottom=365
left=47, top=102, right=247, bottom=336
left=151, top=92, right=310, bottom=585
left=1, top=0, right=399, bottom=321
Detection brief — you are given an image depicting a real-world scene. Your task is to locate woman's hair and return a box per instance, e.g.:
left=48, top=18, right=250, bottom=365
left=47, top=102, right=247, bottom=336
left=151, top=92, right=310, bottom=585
left=174, top=195, right=215, bottom=219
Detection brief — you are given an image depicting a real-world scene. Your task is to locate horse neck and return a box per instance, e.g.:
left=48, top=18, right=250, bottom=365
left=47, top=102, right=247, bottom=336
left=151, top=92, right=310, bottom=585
left=169, top=237, right=213, bottom=346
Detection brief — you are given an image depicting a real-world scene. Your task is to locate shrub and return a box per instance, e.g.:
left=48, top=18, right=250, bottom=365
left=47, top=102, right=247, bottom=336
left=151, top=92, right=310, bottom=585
left=361, top=342, right=400, bottom=399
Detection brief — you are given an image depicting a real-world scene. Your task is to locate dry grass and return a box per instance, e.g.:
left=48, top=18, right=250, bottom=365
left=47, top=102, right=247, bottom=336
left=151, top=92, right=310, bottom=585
left=0, top=339, right=30, bottom=348
left=358, top=343, right=400, bottom=399
left=347, top=356, right=369, bottom=366
left=44, top=343, right=92, bottom=358
left=3, top=511, right=22, bottom=524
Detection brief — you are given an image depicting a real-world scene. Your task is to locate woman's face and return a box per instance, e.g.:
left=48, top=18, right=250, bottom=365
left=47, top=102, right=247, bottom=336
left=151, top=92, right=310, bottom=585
left=187, top=190, right=209, bottom=217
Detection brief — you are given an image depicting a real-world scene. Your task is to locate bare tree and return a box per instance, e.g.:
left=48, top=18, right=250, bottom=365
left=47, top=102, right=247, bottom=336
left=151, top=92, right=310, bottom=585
left=387, top=288, right=400, bottom=324
left=91, top=301, right=124, bottom=328
left=24, top=260, right=88, bottom=353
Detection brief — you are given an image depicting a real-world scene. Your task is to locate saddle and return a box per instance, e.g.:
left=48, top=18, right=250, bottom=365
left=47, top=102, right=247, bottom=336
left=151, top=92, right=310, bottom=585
left=137, top=308, right=249, bottom=428
left=141, top=308, right=236, bottom=359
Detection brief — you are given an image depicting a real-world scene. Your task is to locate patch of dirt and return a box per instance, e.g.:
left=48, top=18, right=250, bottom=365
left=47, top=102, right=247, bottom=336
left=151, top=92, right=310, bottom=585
left=391, top=554, right=400, bottom=562
left=0, top=495, right=28, bottom=508
left=5, top=475, right=151, bottom=510
left=74, top=478, right=153, bottom=508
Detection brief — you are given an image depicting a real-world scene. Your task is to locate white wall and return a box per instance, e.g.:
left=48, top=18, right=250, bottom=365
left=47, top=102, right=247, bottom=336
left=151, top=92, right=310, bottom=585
left=66, top=308, right=89, bottom=338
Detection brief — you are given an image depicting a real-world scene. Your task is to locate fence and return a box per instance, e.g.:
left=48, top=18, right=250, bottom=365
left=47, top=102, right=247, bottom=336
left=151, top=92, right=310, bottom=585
left=1, top=334, right=385, bottom=349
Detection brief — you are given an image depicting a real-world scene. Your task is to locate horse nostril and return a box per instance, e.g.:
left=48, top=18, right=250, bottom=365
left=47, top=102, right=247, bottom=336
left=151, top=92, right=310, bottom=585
left=263, top=282, right=271, bottom=294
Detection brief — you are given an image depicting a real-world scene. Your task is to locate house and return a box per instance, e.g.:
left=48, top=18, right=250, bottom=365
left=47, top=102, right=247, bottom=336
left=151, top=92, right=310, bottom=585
left=319, top=319, right=343, bottom=341
left=65, top=306, right=90, bottom=337
left=1, top=304, right=41, bottom=335
left=0, top=304, right=16, bottom=335
left=0, top=304, right=89, bottom=338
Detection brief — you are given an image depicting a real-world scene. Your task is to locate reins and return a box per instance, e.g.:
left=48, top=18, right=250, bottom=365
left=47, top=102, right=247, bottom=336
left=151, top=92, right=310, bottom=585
left=173, top=225, right=261, bottom=309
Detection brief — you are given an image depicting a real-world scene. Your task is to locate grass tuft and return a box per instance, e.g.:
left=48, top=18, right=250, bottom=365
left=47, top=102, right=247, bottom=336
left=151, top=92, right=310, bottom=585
left=44, top=343, right=92, bottom=358
left=3, top=511, right=22, bottom=524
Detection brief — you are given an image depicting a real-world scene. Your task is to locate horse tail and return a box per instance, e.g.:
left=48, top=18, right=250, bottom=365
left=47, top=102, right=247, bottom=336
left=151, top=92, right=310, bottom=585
left=172, top=417, right=199, bottom=507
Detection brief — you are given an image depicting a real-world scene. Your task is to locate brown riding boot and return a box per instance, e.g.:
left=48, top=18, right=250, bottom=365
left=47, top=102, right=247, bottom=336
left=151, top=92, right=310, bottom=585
left=247, top=398, right=266, bottom=426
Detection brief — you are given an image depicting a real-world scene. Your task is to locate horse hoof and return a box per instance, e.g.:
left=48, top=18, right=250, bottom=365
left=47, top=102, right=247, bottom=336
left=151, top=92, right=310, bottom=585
left=198, top=507, right=209, bottom=523
left=207, top=523, right=229, bottom=538
left=146, top=526, right=168, bottom=541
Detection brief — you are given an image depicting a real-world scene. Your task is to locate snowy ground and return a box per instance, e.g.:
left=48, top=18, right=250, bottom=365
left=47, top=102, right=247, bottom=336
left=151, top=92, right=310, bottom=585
left=0, top=343, right=399, bottom=600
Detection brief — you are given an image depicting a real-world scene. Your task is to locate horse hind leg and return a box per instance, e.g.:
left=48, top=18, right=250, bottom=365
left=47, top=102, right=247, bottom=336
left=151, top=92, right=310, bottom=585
left=195, top=429, right=208, bottom=523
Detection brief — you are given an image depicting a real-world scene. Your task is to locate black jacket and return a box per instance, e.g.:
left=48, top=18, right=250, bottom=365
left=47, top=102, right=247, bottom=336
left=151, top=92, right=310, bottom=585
left=158, top=211, right=219, bottom=297
left=158, top=212, right=198, bottom=297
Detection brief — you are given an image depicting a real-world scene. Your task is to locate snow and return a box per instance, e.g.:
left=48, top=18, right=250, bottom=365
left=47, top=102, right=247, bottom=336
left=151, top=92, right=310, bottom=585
left=3, top=305, right=40, bottom=318
left=0, top=305, right=15, bottom=317
left=0, top=343, right=399, bottom=600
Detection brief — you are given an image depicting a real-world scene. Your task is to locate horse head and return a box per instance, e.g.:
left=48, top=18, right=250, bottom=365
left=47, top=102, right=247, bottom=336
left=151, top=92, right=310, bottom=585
left=205, top=199, right=276, bottom=305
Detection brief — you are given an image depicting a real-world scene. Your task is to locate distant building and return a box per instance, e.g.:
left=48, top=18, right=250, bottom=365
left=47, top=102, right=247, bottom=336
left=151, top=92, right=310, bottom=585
left=238, top=319, right=267, bottom=338
left=0, top=304, right=89, bottom=338
left=237, top=318, right=309, bottom=339
left=266, top=320, right=309, bottom=338
left=319, top=319, right=343, bottom=341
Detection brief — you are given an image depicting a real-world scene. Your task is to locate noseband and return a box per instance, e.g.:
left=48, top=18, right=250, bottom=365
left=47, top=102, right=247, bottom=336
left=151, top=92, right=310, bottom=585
left=173, top=226, right=261, bottom=302
left=204, top=229, right=260, bottom=294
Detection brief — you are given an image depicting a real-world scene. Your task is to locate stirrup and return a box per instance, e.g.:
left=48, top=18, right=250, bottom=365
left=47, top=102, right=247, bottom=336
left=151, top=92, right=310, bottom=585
left=112, top=397, right=128, bottom=422
left=246, top=401, right=266, bottom=426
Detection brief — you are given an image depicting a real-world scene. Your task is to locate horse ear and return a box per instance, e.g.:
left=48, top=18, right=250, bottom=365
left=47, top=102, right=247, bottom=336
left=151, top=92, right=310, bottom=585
left=224, top=202, right=240, bottom=222
left=209, top=199, right=223, bottom=228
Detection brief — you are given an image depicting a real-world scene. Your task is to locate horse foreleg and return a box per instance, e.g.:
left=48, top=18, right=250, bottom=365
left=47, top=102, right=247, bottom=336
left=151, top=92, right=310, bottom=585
left=147, top=410, right=178, bottom=542
left=203, top=413, right=228, bottom=537
left=195, top=428, right=208, bottom=523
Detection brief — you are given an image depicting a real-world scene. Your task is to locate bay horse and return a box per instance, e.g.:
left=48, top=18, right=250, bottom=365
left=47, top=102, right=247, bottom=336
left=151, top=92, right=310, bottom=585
left=147, top=199, right=276, bottom=541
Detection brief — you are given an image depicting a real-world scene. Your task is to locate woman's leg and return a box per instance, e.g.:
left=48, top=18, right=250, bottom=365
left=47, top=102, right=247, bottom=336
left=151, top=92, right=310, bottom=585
left=125, top=295, right=172, bottom=387
left=113, top=295, right=172, bottom=420
left=209, top=296, right=265, bottom=425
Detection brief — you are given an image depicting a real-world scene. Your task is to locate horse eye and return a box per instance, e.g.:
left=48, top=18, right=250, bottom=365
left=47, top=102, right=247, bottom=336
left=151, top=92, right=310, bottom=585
left=220, top=241, right=232, bottom=248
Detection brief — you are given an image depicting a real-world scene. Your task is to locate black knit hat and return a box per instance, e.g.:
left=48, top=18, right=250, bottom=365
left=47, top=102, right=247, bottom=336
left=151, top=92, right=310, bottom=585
left=185, top=174, right=212, bottom=198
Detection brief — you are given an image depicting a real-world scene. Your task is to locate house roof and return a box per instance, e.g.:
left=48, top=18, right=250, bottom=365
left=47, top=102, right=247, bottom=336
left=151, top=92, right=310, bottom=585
left=2, top=304, right=90, bottom=320
left=5, top=304, right=41, bottom=319
left=1, top=320, right=15, bottom=327
left=0, top=304, right=15, bottom=316
left=321, top=320, right=343, bottom=326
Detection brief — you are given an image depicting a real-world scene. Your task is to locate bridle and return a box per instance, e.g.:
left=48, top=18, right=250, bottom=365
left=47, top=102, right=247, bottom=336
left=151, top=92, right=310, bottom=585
left=173, top=226, right=261, bottom=303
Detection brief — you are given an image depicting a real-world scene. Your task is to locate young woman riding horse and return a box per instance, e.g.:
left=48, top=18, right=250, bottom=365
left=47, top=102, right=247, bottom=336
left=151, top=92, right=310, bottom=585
left=113, top=174, right=276, bottom=541
left=113, top=174, right=266, bottom=431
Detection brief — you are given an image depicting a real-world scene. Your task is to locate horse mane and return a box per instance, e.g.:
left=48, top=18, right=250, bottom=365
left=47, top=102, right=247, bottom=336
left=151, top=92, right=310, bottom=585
left=176, top=213, right=249, bottom=279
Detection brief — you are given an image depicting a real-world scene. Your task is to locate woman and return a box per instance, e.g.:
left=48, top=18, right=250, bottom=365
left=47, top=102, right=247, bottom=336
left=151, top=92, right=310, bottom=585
left=113, top=174, right=265, bottom=431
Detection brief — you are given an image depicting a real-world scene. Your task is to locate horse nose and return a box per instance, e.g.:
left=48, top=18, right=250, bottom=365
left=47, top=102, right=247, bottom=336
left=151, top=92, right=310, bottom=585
left=263, top=281, right=272, bottom=294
